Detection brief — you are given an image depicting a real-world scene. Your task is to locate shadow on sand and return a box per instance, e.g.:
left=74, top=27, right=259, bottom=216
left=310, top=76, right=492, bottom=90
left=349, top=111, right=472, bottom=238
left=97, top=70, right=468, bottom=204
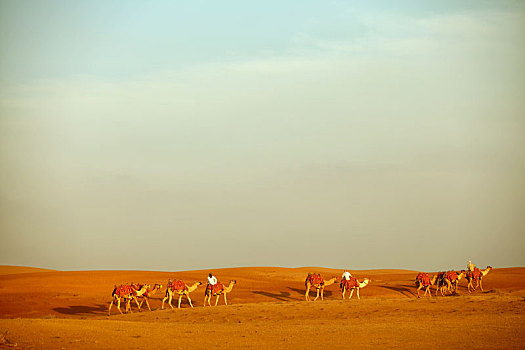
left=378, top=285, right=415, bottom=298
left=287, top=287, right=334, bottom=298
left=53, top=304, right=107, bottom=315
left=252, top=291, right=296, bottom=301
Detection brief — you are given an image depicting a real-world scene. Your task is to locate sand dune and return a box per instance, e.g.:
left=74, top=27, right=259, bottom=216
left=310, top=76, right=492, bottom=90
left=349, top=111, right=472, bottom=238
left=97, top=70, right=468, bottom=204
left=0, top=266, right=523, bottom=348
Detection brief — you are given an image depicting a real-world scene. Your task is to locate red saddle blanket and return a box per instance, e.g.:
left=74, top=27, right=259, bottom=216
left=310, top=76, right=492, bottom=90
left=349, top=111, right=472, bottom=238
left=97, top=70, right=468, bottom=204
left=308, top=274, right=324, bottom=286
left=169, top=280, right=186, bottom=292
left=211, top=282, right=224, bottom=294
left=114, top=285, right=134, bottom=297
left=341, top=277, right=359, bottom=289
left=416, top=273, right=431, bottom=286
left=468, top=268, right=481, bottom=279
left=445, top=271, right=458, bottom=281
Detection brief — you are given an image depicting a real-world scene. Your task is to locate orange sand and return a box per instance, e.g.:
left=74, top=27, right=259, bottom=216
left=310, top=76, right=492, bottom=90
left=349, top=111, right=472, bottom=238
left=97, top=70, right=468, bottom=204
left=0, top=266, right=523, bottom=349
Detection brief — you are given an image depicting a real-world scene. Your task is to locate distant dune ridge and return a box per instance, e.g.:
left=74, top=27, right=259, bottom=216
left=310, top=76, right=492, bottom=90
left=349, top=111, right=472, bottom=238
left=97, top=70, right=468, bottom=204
left=0, top=265, right=524, bottom=348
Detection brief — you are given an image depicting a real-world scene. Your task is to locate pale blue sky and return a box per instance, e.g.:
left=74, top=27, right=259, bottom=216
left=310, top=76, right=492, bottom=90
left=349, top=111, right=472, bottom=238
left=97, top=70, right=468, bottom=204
left=1, top=1, right=524, bottom=271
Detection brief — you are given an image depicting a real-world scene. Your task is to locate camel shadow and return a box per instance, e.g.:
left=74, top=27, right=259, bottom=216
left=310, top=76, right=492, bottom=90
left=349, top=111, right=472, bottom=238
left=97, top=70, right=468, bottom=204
left=53, top=304, right=107, bottom=315
left=378, top=285, right=415, bottom=298
left=252, top=291, right=295, bottom=301
left=287, top=287, right=334, bottom=298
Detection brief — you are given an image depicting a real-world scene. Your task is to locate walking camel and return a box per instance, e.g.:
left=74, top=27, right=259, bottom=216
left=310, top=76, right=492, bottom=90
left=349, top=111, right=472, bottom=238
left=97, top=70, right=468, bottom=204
left=304, top=273, right=338, bottom=301
left=415, top=273, right=437, bottom=298
left=136, top=283, right=163, bottom=311
left=341, top=277, right=371, bottom=300
left=162, top=280, right=202, bottom=309
left=204, top=280, right=237, bottom=306
left=108, top=283, right=149, bottom=315
left=467, top=266, right=492, bottom=292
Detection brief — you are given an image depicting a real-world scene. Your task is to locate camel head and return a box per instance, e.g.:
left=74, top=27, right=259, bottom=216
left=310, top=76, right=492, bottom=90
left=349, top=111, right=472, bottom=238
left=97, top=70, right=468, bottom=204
left=487, top=266, right=493, bottom=271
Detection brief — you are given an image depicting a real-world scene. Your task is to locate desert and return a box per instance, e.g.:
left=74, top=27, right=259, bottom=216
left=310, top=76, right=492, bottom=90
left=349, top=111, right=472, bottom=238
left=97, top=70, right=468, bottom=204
left=0, top=265, right=524, bottom=349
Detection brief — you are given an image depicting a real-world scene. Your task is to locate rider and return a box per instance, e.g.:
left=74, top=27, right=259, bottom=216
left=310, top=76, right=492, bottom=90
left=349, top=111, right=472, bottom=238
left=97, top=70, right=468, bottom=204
left=467, top=260, right=476, bottom=273
left=341, top=270, right=352, bottom=288
left=206, top=272, right=217, bottom=293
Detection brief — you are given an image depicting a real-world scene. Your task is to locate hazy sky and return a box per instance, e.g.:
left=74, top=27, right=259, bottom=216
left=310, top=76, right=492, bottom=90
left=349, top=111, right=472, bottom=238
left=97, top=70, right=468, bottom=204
left=1, top=1, right=524, bottom=271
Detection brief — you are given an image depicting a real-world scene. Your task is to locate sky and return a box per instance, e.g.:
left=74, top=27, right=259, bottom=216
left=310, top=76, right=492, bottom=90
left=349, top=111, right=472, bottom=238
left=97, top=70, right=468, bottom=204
left=0, top=0, right=524, bottom=272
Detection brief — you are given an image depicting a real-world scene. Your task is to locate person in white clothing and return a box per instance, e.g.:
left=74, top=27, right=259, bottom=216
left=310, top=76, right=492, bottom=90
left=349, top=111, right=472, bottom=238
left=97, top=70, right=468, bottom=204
left=206, top=272, right=217, bottom=295
left=342, top=270, right=352, bottom=281
left=467, top=260, right=476, bottom=272
left=207, top=273, right=217, bottom=286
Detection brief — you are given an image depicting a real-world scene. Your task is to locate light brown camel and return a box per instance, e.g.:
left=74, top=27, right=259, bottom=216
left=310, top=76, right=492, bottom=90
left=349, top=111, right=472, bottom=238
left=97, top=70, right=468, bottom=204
left=415, top=273, right=437, bottom=298
left=203, top=280, right=237, bottom=306
left=467, top=266, right=493, bottom=292
left=341, top=277, right=370, bottom=300
left=162, top=280, right=202, bottom=309
left=108, top=283, right=149, bottom=315
left=447, top=271, right=466, bottom=294
left=136, top=283, right=163, bottom=311
left=304, top=273, right=338, bottom=301
left=436, top=271, right=465, bottom=296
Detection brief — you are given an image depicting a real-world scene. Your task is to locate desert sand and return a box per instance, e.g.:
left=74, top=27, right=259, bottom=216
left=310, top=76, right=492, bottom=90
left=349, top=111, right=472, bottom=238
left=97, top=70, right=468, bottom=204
left=0, top=265, right=523, bottom=349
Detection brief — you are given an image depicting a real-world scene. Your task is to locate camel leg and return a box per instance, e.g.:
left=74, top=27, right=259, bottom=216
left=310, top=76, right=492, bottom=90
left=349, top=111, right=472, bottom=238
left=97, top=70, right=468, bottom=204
left=108, top=300, right=114, bottom=316
left=168, top=293, right=175, bottom=310
left=143, top=298, right=151, bottom=311
left=215, top=294, right=220, bottom=306
left=342, top=287, right=346, bottom=300
left=313, top=288, right=320, bottom=301
left=127, top=298, right=133, bottom=313
left=186, top=292, right=194, bottom=308
left=349, top=289, right=354, bottom=299
left=357, top=288, right=360, bottom=300
left=116, top=299, right=123, bottom=314
left=305, top=286, right=310, bottom=301
left=161, top=294, right=168, bottom=309
left=224, top=293, right=228, bottom=306
left=178, top=294, right=182, bottom=309
left=133, top=296, right=141, bottom=311
left=479, top=278, right=483, bottom=291
left=203, top=294, right=208, bottom=307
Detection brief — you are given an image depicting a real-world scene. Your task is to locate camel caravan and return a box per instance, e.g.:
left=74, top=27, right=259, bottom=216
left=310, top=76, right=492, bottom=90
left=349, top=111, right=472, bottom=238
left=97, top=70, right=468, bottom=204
left=108, top=261, right=492, bottom=315
left=108, top=272, right=237, bottom=315
left=415, top=261, right=493, bottom=298
left=305, top=270, right=371, bottom=302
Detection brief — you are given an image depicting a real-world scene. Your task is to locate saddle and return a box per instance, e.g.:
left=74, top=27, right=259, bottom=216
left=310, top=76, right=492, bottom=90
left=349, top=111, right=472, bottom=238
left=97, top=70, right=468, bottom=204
left=114, top=284, right=134, bottom=297
left=468, top=268, right=481, bottom=280
left=211, top=282, right=224, bottom=294
left=445, top=271, right=458, bottom=281
left=416, top=273, right=431, bottom=286
left=341, top=277, right=359, bottom=289
left=308, top=274, right=324, bottom=286
left=169, top=280, right=187, bottom=292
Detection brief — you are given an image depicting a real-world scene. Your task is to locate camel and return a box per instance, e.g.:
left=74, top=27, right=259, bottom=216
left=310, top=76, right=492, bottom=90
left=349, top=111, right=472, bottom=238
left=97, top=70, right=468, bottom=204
left=435, top=272, right=448, bottom=296
left=467, top=266, right=493, bottom=292
left=436, top=271, right=465, bottom=296
left=136, top=283, right=163, bottom=311
left=446, top=271, right=466, bottom=294
left=304, top=273, right=338, bottom=301
left=162, top=280, right=202, bottom=309
left=108, top=283, right=149, bottom=315
left=341, top=277, right=371, bottom=300
left=415, top=273, right=437, bottom=298
left=203, top=280, right=237, bottom=306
